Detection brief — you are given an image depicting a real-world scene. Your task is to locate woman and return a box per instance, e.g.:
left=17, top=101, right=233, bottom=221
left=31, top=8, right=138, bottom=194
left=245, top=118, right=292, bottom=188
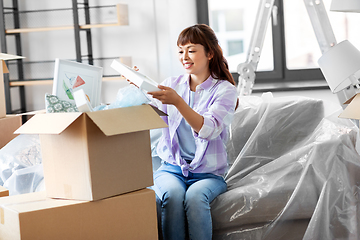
left=148, top=24, right=238, bottom=240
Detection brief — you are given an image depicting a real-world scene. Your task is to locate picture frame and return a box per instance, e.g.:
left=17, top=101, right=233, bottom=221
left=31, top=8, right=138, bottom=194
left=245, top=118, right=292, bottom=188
left=52, top=58, right=103, bottom=108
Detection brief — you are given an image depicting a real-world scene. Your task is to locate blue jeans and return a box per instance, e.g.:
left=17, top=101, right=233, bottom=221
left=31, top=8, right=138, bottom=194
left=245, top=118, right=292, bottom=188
left=152, top=162, right=227, bottom=240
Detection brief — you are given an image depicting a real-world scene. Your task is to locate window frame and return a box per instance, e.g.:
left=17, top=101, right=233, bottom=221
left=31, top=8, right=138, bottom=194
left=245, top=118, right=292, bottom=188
left=196, top=0, right=329, bottom=92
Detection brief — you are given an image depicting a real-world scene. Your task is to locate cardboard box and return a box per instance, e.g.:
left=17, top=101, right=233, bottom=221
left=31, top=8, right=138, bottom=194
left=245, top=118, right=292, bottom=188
left=0, top=115, right=22, bottom=149
left=0, top=60, right=8, bottom=119
left=0, top=186, right=9, bottom=197
left=0, top=188, right=158, bottom=240
left=15, top=104, right=167, bottom=201
left=0, top=54, right=25, bottom=119
left=339, top=93, right=360, bottom=120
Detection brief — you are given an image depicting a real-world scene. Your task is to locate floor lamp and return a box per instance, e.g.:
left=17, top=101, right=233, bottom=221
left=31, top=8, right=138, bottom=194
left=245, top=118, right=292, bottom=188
left=318, top=0, right=360, bottom=119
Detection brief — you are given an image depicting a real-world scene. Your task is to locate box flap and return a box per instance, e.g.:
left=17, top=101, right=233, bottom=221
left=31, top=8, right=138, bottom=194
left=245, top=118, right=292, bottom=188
left=0, top=63, right=5, bottom=119
left=86, top=104, right=167, bottom=136
left=15, top=112, right=83, bottom=134
left=0, top=192, right=82, bottom=213
left=339, top=93, right=360, bottom=120
left=16, top=109, right=46, bottom=116
left=0, top=192, right=46, bottom=208
left=0, top=186, right=8, bottom=197
left=0, top=53, right=24, bottom=61
left=1, top=61, right=8, bottom=74
left=149, top=104, right=167, bottom=116
left=343, top=93, right=357, bottom=105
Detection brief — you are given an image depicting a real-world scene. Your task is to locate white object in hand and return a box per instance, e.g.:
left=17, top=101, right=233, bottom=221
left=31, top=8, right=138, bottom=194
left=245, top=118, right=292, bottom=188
left=110, top=60, right=160, bottom=92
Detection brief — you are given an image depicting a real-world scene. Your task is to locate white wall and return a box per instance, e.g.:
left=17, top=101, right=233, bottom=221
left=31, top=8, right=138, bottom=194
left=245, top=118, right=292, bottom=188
left=3, top=0, right=342, bottom=115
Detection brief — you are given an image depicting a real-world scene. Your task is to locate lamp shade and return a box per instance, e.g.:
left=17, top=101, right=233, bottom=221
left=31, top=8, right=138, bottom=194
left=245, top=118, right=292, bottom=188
left=330, top=0, right=360, bottom=12
left=318, top=40, right=360, bottom=93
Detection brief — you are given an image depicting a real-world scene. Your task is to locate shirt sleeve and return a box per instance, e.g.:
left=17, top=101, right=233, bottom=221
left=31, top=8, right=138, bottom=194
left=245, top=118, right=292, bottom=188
left=197, top=84, right=238, bottom=140
left=147, top=77, right=172, bottom=111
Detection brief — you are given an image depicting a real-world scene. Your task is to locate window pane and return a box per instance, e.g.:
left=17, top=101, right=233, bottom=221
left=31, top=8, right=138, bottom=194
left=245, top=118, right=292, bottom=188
left=224, top=9, right=244, bottom=31
left=208, top=0, right=274, bottom=72
left=211, top=10, right=220, bottom=32
left=228, top=39, right=244, bottom=56
left=284, top=0, right=360, bottom=70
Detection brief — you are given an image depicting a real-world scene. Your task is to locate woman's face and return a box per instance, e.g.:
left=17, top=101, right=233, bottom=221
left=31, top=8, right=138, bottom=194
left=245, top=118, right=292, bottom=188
left=178, top=43, right=212, bottom=77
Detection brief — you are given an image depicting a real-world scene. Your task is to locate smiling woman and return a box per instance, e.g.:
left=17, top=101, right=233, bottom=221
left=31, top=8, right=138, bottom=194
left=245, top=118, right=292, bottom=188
left=146, top=24, right=238, bottom=240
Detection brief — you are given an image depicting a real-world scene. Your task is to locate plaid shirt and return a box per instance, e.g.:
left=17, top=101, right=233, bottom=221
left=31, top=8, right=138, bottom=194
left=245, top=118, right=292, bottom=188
left=152, top=74, right=238, bottom=177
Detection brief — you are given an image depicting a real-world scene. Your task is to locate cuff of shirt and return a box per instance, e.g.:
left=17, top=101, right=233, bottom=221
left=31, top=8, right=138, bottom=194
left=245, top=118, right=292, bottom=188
left=197, top=117, right=213, bottom=139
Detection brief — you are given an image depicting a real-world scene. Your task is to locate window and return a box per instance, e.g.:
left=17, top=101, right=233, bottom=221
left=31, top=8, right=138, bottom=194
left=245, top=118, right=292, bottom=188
left=284, top=0, right=360, bottom=69
left=197, top=0, right=360, bottom=91
left=208, top=0, right=274, bottom=73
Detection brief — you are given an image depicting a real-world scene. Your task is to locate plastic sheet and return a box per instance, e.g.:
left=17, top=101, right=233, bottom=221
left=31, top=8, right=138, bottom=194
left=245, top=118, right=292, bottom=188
left=211, top=93, right=360, bottom=240
left=94, top=84, right=151, bottom=111
left=1, top=92, right=359, bottom=239
left=0, top=134, right=44, bottom=195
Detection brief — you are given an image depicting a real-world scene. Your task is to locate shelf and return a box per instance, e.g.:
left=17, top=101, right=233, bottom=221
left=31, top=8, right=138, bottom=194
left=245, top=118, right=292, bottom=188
left=5, top=4, right=128, bottom=34
left=1, top=1, right=129, bottom=115
left=7, top=56, right=132, bottom=86
left=10, top=80, right=53, bottom=86
left=9, top=76, right=126, bottom=87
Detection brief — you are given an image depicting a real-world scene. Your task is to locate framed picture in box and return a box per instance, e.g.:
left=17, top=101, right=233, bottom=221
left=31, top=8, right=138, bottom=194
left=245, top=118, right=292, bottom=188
left=52, top=59, right=103, bottom=108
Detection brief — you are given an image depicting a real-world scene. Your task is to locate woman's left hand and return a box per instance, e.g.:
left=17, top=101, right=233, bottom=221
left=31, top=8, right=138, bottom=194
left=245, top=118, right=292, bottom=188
left=148, top=85, right=182, bottom=106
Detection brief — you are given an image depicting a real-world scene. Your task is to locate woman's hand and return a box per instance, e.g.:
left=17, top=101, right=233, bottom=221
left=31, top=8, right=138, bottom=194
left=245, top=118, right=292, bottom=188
left=150, top=85, right=204, bottom=132
left=148, top=85, right=182, bottom=106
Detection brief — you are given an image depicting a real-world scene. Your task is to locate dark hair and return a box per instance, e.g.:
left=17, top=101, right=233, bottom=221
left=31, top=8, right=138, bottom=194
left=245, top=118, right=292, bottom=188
left=177, top=24, right=236, bottom=86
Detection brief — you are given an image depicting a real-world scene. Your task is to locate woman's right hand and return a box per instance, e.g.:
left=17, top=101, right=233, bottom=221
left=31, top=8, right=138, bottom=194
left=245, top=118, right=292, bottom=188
left=148, top=85, right=181, bottom=106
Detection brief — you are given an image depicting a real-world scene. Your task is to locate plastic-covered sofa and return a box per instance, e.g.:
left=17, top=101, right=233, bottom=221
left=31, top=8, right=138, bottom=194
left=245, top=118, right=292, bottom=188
left=1, top=93, right=360, bottom=239
left=212, top=93, right=360, bottom=240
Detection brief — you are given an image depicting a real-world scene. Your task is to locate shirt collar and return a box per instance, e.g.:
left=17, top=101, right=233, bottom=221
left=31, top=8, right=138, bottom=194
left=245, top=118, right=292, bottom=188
left=182, top=74, right=218, bottom=92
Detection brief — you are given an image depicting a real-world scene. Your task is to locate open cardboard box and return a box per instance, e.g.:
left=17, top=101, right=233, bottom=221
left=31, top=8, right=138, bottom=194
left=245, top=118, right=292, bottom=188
left=0, top=54, right=24, bottom=148
left=15, top=104, right=167, bottom=201
left=0, top=188, right=158, bottom=240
